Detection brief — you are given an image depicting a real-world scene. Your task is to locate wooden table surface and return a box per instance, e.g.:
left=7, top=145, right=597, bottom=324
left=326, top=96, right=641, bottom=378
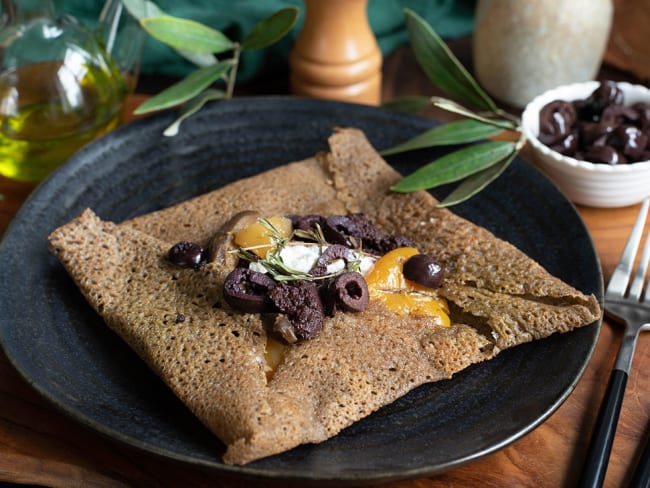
left=1, top=44, right=649, bottom=488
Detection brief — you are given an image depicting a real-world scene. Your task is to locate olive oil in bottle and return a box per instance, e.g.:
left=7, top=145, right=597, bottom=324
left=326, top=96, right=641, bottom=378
left=0, top=0, right=142, bottom=182
left=0, top=60, right=126, bottom=182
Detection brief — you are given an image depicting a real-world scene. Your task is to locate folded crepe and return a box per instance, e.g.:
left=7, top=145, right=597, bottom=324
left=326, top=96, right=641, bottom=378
left=48, top=128, right=601, bottom=465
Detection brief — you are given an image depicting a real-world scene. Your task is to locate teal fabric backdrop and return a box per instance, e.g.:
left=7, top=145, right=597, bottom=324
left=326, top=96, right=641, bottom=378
left=60, top=0, right=476, bottom=82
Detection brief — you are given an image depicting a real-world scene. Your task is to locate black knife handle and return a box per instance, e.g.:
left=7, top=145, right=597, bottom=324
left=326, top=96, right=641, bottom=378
left=578, top=368, right=628, bottom=488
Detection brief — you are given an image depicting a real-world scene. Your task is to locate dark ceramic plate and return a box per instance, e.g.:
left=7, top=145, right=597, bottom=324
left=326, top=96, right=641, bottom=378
left=0, top=97, right=602, bottom=485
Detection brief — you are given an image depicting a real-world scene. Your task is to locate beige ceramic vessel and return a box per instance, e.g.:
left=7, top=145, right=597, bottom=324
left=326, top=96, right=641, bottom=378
left=473, top=0, right=613, bottom=108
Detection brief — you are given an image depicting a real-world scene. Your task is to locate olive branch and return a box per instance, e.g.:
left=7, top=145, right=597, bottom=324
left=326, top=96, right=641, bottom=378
left=382, top=9, right=527, bottom=207
left=120, top=0, right=298, bottom=136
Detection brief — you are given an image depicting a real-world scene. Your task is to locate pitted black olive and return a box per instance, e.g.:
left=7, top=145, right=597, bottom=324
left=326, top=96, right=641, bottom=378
left=403, top=254, right=444, bottom=288
left=577, top=80, right=623, bottom=120
left=223, top=268, right=276, bottom=313
left=322, top=215, right=357, bottom=247
left=168, top=241, right=205, bottom=269
left=609, top=125, right=648, bottom=160
left=632, top=102, right=650, bottom=131
left=310, top=244, right=356, bottom=277
left=584, top=145, right=626, bottom=165
left=578, top=121, right=613, bottom=146
left=538, top=100, right=576, bottom=145
left=600, top=104, right=639, bottom=127
left=268, top=281, right=324, bottom=342
left=550, top=131, right=579, bottom=156
left=329, top=272, right=369, bottom=313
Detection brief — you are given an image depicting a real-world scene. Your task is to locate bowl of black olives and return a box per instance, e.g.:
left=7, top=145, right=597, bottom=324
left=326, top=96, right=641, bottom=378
left=521, top=80, right=650, bottom=207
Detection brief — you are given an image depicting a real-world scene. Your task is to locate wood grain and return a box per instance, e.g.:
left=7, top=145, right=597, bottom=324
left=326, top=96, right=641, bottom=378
left=1, top=36, right=649, bottom=488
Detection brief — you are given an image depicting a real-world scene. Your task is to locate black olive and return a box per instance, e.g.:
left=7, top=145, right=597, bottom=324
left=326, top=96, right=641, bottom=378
left=223, top=268, right=276, bottom=313
left=329, top=272, right=369, bottom=313
left=577, top=121, right=613, bottom=146
left=168, top=241, right=205, bottom=269
left=322, top=215, right=357, bottom=246
left=578, top=81, right=623, bottom=120
left=550, top=130, right=579, bottom=156
left=288, top=214, right=325, bottom=234
left=632, top=102, right=650, bottom=131
left=584, top=145, right=626, bottom=165
left=538, top=100, right=576, bottom=145
left=609, top=125, right=648, bottom=160
left=310, top=244, right=356, bottom=277
left=403, top=254, right=444, bottom=288
left=600, top=104, right=639, bottom=127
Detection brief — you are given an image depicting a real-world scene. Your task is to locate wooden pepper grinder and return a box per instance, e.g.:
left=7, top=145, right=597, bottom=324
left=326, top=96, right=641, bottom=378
left=289, top=0, right=382, bottom=105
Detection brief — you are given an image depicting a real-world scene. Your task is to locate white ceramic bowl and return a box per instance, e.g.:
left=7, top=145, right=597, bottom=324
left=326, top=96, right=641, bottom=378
left=521, top=81, right=650, bottom=208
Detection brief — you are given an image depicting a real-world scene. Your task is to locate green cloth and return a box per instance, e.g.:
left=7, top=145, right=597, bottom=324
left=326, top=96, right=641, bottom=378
left=62, top=0, right=476, bottom=82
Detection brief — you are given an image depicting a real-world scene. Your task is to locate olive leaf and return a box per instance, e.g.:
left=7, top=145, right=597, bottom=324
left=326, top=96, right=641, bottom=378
left=140, top=15, right=234, bottom=54
left=134, top=61, right=233, bottom=114
left=163, top=88, right=227, bottom=136
left=121, top=0, right=216, bottom=67
left=437, top=150, right=517, bottom=207
left=380, top=119, right=504, bottom=156
left=241, top=7, right=299, bottom=50
left=391, top=141, right=516, bottom=192
left=404, top=8, right=497, bottom=112
left=120, top=0, right=161, bottom=20
left=430, top=97, right=517, bottom=130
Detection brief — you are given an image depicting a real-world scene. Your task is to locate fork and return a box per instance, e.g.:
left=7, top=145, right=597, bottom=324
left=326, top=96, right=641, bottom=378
left=578, top=197, right=650, bottom=488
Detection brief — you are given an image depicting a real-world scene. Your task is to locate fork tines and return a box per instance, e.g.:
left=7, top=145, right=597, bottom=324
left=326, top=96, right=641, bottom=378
left=607, top=198, right=650, bottom=301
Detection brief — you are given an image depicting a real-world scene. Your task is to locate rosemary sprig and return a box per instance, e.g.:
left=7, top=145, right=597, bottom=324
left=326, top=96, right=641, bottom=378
left=253, top=252, right=314, bottom=282
left=235, top=219, right=364, bottom=282
left=293, top=223, right=327, bottom=246
left=258, top=218, right=291, bottom=249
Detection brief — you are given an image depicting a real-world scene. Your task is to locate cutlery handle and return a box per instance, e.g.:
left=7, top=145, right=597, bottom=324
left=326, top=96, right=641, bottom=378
left=578, top=368, right=628, bottom=488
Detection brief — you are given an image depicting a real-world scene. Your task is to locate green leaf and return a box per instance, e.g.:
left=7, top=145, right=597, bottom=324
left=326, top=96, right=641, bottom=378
left=430, top=97, right=517, bottom=130
left=141, top=16, right=233, bottom=54
left=404, top=8, right=497, bottom=112
left=163, top=88, right=227, bottom=136
left=438, top=151, right=517, bottom=207
left=380, top=119, right=504, bottom=156
left=176, top=50, right=218, bottom=68
left=382, top=96, right=431, bottom=114
left=391, top=140, right=515, bottom=192
left=241, top=7, right=299, bottom=50
left=134, top=61, right=233, bottom=114
left=120, top=0, right=216, bottom=67
left=120, top=0, right=164, bottom=19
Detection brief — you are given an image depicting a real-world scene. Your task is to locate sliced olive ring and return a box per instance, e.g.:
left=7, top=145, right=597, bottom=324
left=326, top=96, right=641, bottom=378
left=223, top=268, right=276, bottom=313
